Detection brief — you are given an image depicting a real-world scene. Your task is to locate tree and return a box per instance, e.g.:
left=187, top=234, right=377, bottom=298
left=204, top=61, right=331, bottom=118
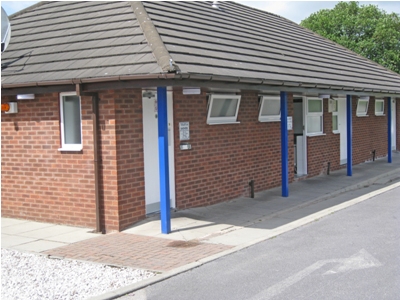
left=300, top=1, right=400, bottom=74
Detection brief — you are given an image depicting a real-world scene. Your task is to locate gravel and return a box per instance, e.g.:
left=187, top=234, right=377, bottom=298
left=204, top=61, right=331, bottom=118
left=1, top=248, right=156, bottom=300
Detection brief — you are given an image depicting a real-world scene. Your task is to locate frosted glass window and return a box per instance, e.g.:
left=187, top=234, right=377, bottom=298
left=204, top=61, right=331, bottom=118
left=60, top=93, right=82, bottom=151
left=63, top=96, right=81, bottom=144
left=331, top=99, right=338, bottom=132
left=306, top=98, right=323, bottom=135
left=356, top=99, right=369, bottom=116
left=307, top=116, right=323, bottom=134
left=375, top=99, right=384, bottom=116
left=332, top=115, right=338, bottom=131
left=207, top=95, right=241, bottom=124
left=259, top=96, right=280, bottom=122
left=331, top=99, right=338, bottom=112
left=308, top=99, right=322, bottom=113
left=210, top=98, right=238, bottom=117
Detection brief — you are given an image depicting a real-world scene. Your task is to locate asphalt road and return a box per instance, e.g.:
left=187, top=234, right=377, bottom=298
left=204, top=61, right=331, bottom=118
left=126, top=185, right=400, bottom=300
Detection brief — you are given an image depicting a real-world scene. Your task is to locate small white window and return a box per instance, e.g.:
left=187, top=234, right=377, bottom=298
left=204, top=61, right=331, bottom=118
left=207, top=94, right=241, bottom=125
left=356, top=99, right=369, bottom=116
left=306, top=98, right=323, bottom=135
left=259, top=96, right=280, bottom=122
left=59, top=92, right=82, bottom=151
left=375, top=99, right=384, bottom=116
left=331, top=99, right=339, bottom=133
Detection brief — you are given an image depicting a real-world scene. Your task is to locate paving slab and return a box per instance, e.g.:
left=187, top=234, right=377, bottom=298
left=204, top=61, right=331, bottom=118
left=1, top=218, right=29, bottom=227
left=47, top=229, right=97, bottom=243
left=18, top=225, right=87, bottom=239
left=1, top=234, right=37, bottom=248
left=1, top=221, right=54, bottom=234
left=170, top=217, right=201, bottom=229
left=13, top=240, right=68, bottom=252
left=153, top=229, right=213, bottom=241
left=122, top=221, right=161, bottom=235
left=44, top=233, right=233, bottom=272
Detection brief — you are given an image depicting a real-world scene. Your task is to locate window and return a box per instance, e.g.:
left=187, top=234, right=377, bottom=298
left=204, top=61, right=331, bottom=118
left=331, top=99, right=339, bottom=132
left=258, top=96, right=280, bottom=122
left=375, top=99, right=384, bottom=116
left=59, top=92, right=82, bottom=151
left=207, top=94, right=241, bottom=124
left=356, top=99, right=369, bottom=116
left=306, top=98, right=323, bottom=135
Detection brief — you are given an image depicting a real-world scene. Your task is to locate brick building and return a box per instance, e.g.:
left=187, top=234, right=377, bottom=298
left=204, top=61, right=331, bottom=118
left=2, top=1, right=400, bottom=233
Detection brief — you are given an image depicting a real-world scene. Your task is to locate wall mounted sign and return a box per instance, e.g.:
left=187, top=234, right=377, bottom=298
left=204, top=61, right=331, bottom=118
left=179, top=122, right=190, bottom=141
left=287, top=116, right=293, bottom=130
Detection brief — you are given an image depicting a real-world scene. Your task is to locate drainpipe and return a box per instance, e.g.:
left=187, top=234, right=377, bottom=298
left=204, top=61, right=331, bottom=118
left=76, top=84, right=102, bottom=233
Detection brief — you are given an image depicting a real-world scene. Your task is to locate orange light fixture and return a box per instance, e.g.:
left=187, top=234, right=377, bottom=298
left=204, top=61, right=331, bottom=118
left=1, top=103, right=10, bottom=112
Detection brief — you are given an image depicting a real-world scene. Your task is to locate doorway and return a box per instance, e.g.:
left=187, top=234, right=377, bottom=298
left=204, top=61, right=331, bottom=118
left=293, top=97, right=307, bottom=176
left=142, top=90, right=176, bottom=214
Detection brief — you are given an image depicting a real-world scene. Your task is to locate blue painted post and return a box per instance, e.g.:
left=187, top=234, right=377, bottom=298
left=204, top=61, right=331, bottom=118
left=280, top=91, right=289, bottom=197
left=388, top=97, right=392, bottom=163
left=157, top=87, right=171, bottom=234
left=346, top=95, right=352, bottom=176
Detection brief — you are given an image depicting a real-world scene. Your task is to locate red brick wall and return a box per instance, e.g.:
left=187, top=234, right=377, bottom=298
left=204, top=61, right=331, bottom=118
left=2, top=89, right=397, bottom=230
left=96, top=91, right=119, bottom=231
left=113, top=89, right=146, bottom=231
left=352, top=96, right=388, bottom=165
left=1, top=90, right=145, bottom=232
left=307, top=98, right=341, bottom=177
left=173, top=89, right=294, bottom=209
left=1, top=93, right=97, bottom=227
left=306, top=96, right=394, bottom=177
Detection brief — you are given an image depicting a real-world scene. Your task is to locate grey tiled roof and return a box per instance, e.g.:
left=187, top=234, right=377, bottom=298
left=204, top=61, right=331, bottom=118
left=143, top=1, right=400, bottom=93
left=1, top=1, right=162, bottom=85
left=2, top=1, right=400, bottom=95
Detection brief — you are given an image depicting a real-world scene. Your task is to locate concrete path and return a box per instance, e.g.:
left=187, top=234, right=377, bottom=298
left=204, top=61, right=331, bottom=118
left=1, top=218, right=96, bottom=252
left=2, top=153, right=400, bottom=299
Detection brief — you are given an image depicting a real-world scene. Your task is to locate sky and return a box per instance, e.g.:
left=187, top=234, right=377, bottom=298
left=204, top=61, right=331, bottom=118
left=1, top=1, right=400, bottom=24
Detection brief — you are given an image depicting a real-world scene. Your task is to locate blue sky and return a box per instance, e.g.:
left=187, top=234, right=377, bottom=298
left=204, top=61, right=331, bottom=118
left=2, top=1, right=399, bottom=23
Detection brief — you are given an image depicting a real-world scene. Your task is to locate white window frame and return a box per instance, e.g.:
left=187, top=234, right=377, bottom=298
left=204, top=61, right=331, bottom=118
left=306, top=97, right=323, bottom=136
left=258, top=96, right=281, bottom=122
left=206, top=94, right=241, bottom=125
left=59, top=92, right=83, bottom=151
left=375, top=99, right=385, bottom=116
left=331, top=99, right=339, bottom=133
left=356, top=99, right=369, bottom=117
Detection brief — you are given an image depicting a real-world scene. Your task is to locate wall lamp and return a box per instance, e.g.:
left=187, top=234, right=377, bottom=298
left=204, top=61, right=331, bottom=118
left=183, top=87, right=201, bottom=95
left=17, top=94, right=35, bottom=100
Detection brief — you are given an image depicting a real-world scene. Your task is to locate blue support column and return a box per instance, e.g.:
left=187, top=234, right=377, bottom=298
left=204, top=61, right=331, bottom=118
left=346, top=95, right=352, bottom=176
left=280, top=91, right=289, bottom=197
left=388, top=97, right=392, bottom=163
left=157, top=87, right=171, bottom=234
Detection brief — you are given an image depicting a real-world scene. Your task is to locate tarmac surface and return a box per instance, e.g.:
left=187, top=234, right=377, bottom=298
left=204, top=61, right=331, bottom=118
left=2, top=153, right=400, bottom=299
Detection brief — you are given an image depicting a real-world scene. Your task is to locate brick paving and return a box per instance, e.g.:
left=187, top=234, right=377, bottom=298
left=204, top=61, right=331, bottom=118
left=44, top=233, right=232, bottom=272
